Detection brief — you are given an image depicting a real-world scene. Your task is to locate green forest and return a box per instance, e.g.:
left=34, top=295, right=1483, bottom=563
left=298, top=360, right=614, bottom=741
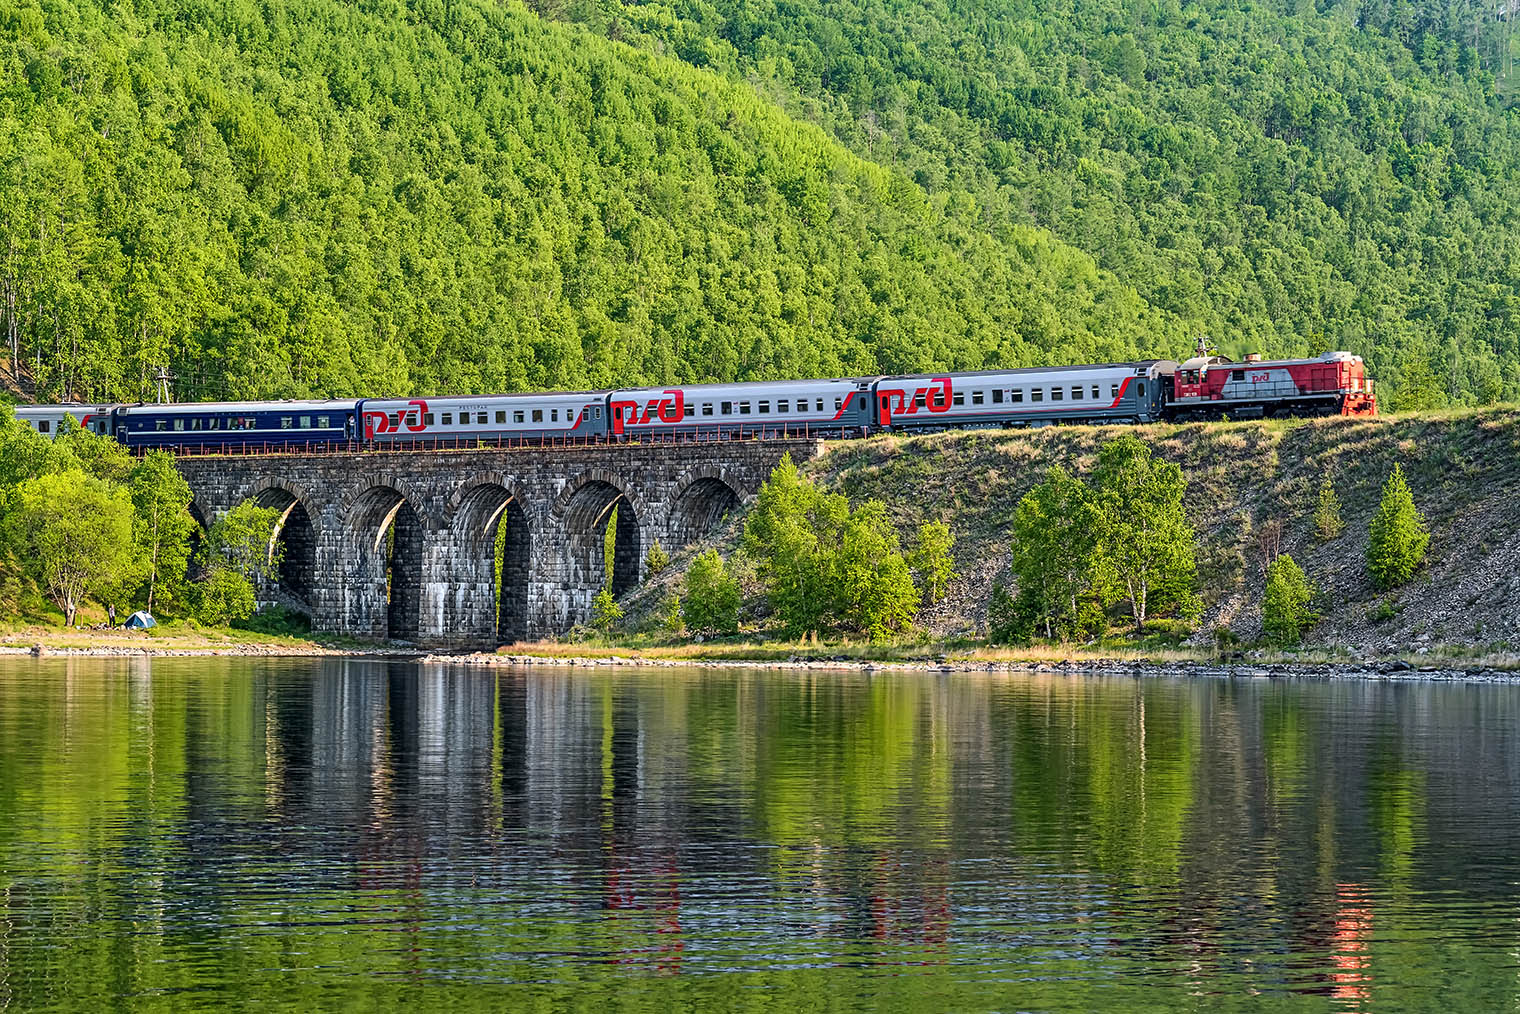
left=2, top=0, right=1519, bottom=408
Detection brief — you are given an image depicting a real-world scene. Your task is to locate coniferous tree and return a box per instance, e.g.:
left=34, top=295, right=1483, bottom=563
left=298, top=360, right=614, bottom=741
left=1367, top=463, right=1429, bottom=590
left=1263, top=554, right=1317, bottom=647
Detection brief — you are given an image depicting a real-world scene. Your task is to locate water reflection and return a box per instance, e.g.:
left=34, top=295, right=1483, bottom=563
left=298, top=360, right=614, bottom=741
left=0, top=659, right=1516, bottom=1010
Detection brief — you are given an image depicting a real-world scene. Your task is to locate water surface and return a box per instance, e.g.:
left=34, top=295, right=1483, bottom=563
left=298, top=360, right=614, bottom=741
left=0, top=658, right=1516, bottom=1011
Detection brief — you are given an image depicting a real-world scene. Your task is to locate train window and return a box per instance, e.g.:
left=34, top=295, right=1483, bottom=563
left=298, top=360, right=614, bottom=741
left=834, top=397, right=843, bottom=411
left=300, top=416, right=311, bottom=428
left=275, top=417, right=287, bottom=429
left=703, top=403, right=714, bottom=416
left=496, top=411, right=507, bottom=424
left=1011, top=390, right=1023, bottom=403
left=1232, top=370, right=1246, bottom=382
left=684, top=403, right=694, bottom=418
left=816, top=399, right=824, bottom=412
left=759, top=401, right=770, bottom=414
left=740, top=402, right=751, bottom=415
left=532, top=410, right=543, bottom=423
left=38, top=420, right=50, bottom=434
left=594, top=407, right=601, bottom=419
left=952, top=391, right=965, bottom=407
left=1138, top=382, right=1146, bottom=396
left=175, top=419, right=187, bottom=431
left=1092, top=385, right=1100, bottom=399
left=992, top=390, right=1003, bottom=404
left=1111, top=384, right=1120, bottom=398
left=442, top=413, right=453, bottom=425
left=423, top=413, right=434, bottom=425
left=390, top=412, right=402, bottom=428
left=190, top=418, right=203, bottom=431
left=721, top=402, right=732, bottom=415
left=1051, top=389, right=1063, bottom=401
left=913, top=392, right=926, bottom=409
left=1031, top=389, right=1043, bottom=403
left=972, top=391, right=984, bottom=405
left=551, top=409, right=559, bottom=422
left=514, top=411, right=524, bottom=424
left=318, top=416, right=329, bottom=428
left=208, top=417, right=220, bottom=430
left=1071, top=387, right=1082, bottom=400
left=777, top=400, right=788, bottom=413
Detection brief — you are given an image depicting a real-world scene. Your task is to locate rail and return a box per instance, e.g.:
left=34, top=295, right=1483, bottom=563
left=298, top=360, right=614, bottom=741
left=160, top=425, right=837, bottom=457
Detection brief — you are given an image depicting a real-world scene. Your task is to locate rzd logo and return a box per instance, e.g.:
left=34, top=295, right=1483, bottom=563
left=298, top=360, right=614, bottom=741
left=364, top=399, right=429, bottom=439
left=610, top=390, right=684, bottom=435
left=876, top=377, right=951, bottom=426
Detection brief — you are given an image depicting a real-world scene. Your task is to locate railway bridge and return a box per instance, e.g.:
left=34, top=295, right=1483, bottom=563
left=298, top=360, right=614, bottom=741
left=175, top=438, right=821, bottom=648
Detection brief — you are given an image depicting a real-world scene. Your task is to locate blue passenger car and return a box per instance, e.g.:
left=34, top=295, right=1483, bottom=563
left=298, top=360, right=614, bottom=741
left=114, top=400, right=359, bottom=450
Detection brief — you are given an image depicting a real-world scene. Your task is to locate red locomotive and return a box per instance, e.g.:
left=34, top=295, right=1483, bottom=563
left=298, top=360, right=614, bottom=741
left=1164, top=341, right=1376, bottom=421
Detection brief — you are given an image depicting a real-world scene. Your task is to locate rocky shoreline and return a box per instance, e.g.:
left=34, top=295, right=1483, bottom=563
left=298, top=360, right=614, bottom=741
left=423, top=651, right=1520, bottom=682
left=0, top=643, right=422, bottom=659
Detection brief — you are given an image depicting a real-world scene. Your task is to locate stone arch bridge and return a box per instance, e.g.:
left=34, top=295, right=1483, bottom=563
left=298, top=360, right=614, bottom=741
left=176, top=439, right=821, bottom=648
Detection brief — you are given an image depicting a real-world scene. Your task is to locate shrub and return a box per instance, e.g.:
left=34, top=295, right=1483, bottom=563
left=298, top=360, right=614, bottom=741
left=1262, top=553, right=1316, bottom=647
left=1366, top=463, right=1429, bottom=590
left=645, top=539, right=670, bottom=577
left=1009, top=465, right=1105, bottom=641
left=1313, top=476, right=1345, bottom=541
left=591, top=587, right=623, bottom=632
left=682, top=550, right=740, bottom=636
left=908, top=520, right=957, bottom=605
left=197, top=569, right=256, bottom=626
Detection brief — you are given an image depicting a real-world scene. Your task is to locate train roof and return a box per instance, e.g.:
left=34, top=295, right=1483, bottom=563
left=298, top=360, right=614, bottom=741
left=13, top=404, right=113, bottom=415
left=361, top=390, right=609, bottom=404
left=611, top=378, right=863, bottom=394
left=1180, top=351, right=1363, bottom=372
left=115, top=399, right=359, bottom=414
left=877, top=361, right=1178, bottom=381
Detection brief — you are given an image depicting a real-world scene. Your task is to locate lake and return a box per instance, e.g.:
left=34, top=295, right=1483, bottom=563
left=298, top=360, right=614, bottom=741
left=0, top=657, right=1516, bottom=1011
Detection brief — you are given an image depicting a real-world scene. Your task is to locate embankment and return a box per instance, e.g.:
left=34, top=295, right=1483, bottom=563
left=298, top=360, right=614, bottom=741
left=633, top=407, right=1520, bottom=658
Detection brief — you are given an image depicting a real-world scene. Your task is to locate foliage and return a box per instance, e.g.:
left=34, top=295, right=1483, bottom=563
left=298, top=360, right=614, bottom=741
left=205, top=502, right=282, bottom=584
left=645, top=539, right=671, bottom=577
left=659, top=593, right=686, bottom=637
left=743, top=454, right=919, bottom=641
left=1007, top=466, right=1106, bottom=641
left=1091, top=435, right=1201, bottom=631
left=0, top=0, right=1175, bottom=405
left=128, top=452, right=197, bottom=612
left=1, top=470, right=135, bottom=625
left=908, top=521, right=956, bottom=606
left=591, top=587, right=624, bottom=633
left=1262, top=554, right=1317, bottom=647
left=569, top=0, right=1520, bottom=409
left=682, top=550, right=740, bottom=636
left=987, top=579, right=1020, bottom=645
left=196, top=569, right=257, bottom=627
left=1367, top=463, right=1430, bottom=590
left=1314, top=477, right=1346, bottom=542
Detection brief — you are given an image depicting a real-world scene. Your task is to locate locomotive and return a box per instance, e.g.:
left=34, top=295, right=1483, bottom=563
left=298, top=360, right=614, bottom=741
left=12, top=349, right=1376, bottom=450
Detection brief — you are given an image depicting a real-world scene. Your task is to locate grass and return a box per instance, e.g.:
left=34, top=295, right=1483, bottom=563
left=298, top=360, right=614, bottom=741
left=0, top=617, right=394, bottom=654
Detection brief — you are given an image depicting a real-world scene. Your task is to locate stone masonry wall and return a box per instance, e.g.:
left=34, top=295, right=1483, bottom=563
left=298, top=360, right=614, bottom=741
left=176, top=438, right=821, bottom=648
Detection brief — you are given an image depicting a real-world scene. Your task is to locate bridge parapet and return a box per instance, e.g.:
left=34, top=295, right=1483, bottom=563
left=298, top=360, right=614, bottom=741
left=174, top=438, right=822, bottom=647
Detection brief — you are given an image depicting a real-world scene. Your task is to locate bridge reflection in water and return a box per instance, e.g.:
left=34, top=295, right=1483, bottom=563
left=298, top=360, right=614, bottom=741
left=3, top=659, right=1520, bottom=1008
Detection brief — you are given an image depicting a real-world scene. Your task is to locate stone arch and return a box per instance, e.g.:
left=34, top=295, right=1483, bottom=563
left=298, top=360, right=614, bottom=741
left=668, top=465, right=744, bottom=547
left=345, top=483, right=426, bottom=642
left=448, top=473, right=534, bottom=645
left=186, top=501, right=210, bottom=583
left=239, top=478, right=322, bottom=614
left=553, top=470, right=648, bottom=607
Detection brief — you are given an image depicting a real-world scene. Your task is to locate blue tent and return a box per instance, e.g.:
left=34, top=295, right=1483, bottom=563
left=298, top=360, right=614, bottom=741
left=124, top=611, right=156, bottom=630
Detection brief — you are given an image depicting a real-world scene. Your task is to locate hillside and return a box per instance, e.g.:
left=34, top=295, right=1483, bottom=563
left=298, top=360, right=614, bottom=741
left=633, top=410, right=1520, bottom=658
left=0, top=0, right=1183, bottom=403
left=565, top=0, right=1520, bottom=409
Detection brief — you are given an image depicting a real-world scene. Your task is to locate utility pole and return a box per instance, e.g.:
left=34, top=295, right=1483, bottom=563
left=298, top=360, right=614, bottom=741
left=152, top=365, right=176, bottom=404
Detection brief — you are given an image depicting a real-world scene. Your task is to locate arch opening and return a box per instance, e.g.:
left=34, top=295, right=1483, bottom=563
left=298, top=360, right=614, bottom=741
left=454, top=483, right=532, bottom=645
left=564, top=479, right=641, bottom=606
left=670, top=477, right=741, bottom=547
left=349, top=486, right=423, bottom=642
left=253, top=488, right=318, bottom=614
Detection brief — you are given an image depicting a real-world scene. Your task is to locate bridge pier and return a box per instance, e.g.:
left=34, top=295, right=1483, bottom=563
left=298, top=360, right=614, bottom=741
left=178, top=439, right=820, bottom=648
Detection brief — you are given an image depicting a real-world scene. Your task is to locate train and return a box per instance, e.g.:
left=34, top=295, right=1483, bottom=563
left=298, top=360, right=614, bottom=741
left=10, top=349, right=1376, bottom=450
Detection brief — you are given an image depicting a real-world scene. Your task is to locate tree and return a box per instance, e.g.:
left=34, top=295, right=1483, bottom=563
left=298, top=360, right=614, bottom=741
left=1262, top=554, right=1317, bottom=647
left=1314, top=476, right=1345, bottom=541
left=591, top=586, right=623, bottom=632
left=644, top=538, right=670, bottom=576
left=196, top=568, right=257, bottom=626
left=682, top=549, right=739, bottom=636
left=835, top=501, right=919, bottom=641
left=1091, top=434, right=1200, bottom=631
left=743, top=454, right=847, bottom=637
left=908, top=520, right=957, bottom=605
left=205, top=500, right=283, bottom=583
left=1008, top=465, right=1106, bottom=640
left=1367, top=463, right=1429, bottom=590
left=2, top=470, right=135, bottom=625
left=128, top=451, right=197, bottom=612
